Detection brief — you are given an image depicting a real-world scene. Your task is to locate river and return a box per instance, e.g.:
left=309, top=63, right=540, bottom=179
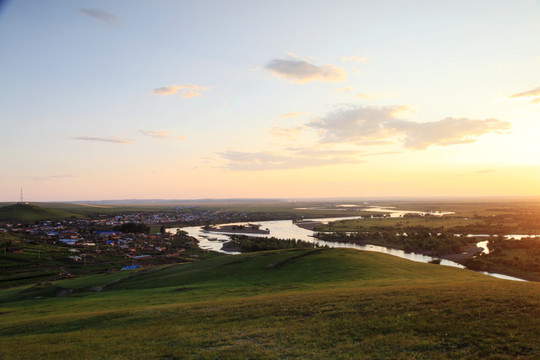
left=168, top=212, right=529, bottom=282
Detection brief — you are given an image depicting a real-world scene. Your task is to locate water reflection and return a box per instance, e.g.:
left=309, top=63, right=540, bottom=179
left=168, top=216, right=527, bottom=282
left=294, top=206, right=455, bottom=218
left=474, top=235, right=539, bottom=255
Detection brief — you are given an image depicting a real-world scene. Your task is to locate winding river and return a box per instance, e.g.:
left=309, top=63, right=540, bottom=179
left=168, top=208, right=531, bottom=282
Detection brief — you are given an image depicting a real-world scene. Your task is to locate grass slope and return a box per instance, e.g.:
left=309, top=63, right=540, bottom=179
left=0, top=203, right=85, bottom=222
left=1, top=248, right=539, bottom=359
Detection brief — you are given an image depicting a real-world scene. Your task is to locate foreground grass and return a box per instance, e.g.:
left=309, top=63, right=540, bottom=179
left=1, top=249, right=539, bottom=359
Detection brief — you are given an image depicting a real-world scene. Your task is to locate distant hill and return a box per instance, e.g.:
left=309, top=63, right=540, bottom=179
left=76, top=198, right=287, bottom=205
left=0, top=203, right=84, bottom=223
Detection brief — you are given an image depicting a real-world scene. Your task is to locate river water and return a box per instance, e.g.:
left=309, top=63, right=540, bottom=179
left=168, top=211, right=529, bottom=282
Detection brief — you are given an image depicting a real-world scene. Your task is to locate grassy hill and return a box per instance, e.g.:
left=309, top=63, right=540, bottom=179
left=0, top=248, right=539, bottom=359
left=0, top=203, right=85, bottom=222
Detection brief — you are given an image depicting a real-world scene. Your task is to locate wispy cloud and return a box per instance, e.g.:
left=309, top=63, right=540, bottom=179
left=276, top=112, right=305, bottom=119
left=79, top=8, right=120, bottom=25
left=266, top=126, right=306, bottom=139
left=153, top=84, right=210, bottom=98
left=286, top=148, right=363, bottom=158
left=510, top=87, right=540, bottom=98
left=180, top=90, right=203, bottom=99
left=447, top=169, right=497, bottom=179
left=219, top=149, right=361, bottom=171
left=224, top=102, right=510, bottom=172
left=309, top=106, right=404, bottom=143
left=467, top=169, right=496, bottom=175
left=140, top=130, right=169, bottom=138
left=50, top=174, right=76, bottom=178
left=509, top=86, right=540, bottom=103
left=72, top=136, right=131, bottom=144
left=225, top=103, right=510, bottom=171
left=140, top=130, right=185, bottom=141
left=356, top=92, right=395, bottom=100
left=363, top=151, right=402, bottom=157
left=333, top=86, right=353, bottom=93
left=286, top=52, right=299, bottom=59
left=264, top=58, right=346, bottom=84
left=309, top=105, right=511, bottom=150
left=28, top=174, right=77, bottom=181
left=341, top=56, right=368, bottom=63
left=394, top=117, right=510, bottom=150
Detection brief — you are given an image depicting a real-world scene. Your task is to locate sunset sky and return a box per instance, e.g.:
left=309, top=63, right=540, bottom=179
left=1, top=0, right=539, bottom=202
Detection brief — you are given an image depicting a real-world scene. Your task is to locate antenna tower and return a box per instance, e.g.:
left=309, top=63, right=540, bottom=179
left=19, top=187, right=24, bottom=204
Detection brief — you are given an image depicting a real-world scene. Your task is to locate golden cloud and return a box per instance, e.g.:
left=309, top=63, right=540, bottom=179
left=153, top=84, right=210, bottom=97
left=265, top=58, right=346, bottom=84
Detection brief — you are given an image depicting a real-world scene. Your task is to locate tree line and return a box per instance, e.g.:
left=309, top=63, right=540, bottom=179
left=226, top=235, right=324, bottom=252
left=314, top=226, right=478, bottom=255
left=113, top=222, right=150, bottom=234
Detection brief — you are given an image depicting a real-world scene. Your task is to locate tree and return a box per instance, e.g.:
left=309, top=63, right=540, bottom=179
left=114, top=222, right=150, bottom=234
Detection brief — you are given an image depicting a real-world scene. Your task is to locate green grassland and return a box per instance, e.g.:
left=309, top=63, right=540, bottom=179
left=357, top=199, right=540, bottom=217
left=0, top=233, right=128, bottom=288
left=3, top=198, right=539, bottom=225
left=193, top=201, right=387, bottom=218
left=1, top=248, right=539, bottom=359
left=315, top=200, right=540, bottom=233
left=0, top=201, right=382, bottom=222
left=42, top=202, right=191, bottom=215
left=317, top=215, right=481, bottom=231
left=0, top=231, right=220, bottom=288
left=0, top=203, right=86, bottom=222
left=0, top=202, right=179, bottom=219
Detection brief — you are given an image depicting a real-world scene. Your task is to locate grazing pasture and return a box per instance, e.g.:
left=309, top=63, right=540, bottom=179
left=1, top=248, right=539, bottom=359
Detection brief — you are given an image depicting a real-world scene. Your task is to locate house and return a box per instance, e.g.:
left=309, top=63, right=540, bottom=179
left=59, top=239, right=78, bottom=245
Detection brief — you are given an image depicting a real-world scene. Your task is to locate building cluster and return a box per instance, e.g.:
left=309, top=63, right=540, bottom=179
left=0, top=208, right=248, bottom=265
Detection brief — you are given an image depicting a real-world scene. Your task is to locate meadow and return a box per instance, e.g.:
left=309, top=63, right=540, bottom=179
left=313, top=199, right=540, bottom=235
left=0, top=203, right=85, bottom=222
left=0, top=200, right=361, bottom=219
left=1, top=199, right=540, bottom=358
left=1, top=248, right=539, bottom=359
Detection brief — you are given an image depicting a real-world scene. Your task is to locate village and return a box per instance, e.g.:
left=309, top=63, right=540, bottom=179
left=0, top=208, right=250, bottom=277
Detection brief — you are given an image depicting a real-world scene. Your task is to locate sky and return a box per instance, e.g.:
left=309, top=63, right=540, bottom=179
left=1, top=0, right=539, bottom=202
